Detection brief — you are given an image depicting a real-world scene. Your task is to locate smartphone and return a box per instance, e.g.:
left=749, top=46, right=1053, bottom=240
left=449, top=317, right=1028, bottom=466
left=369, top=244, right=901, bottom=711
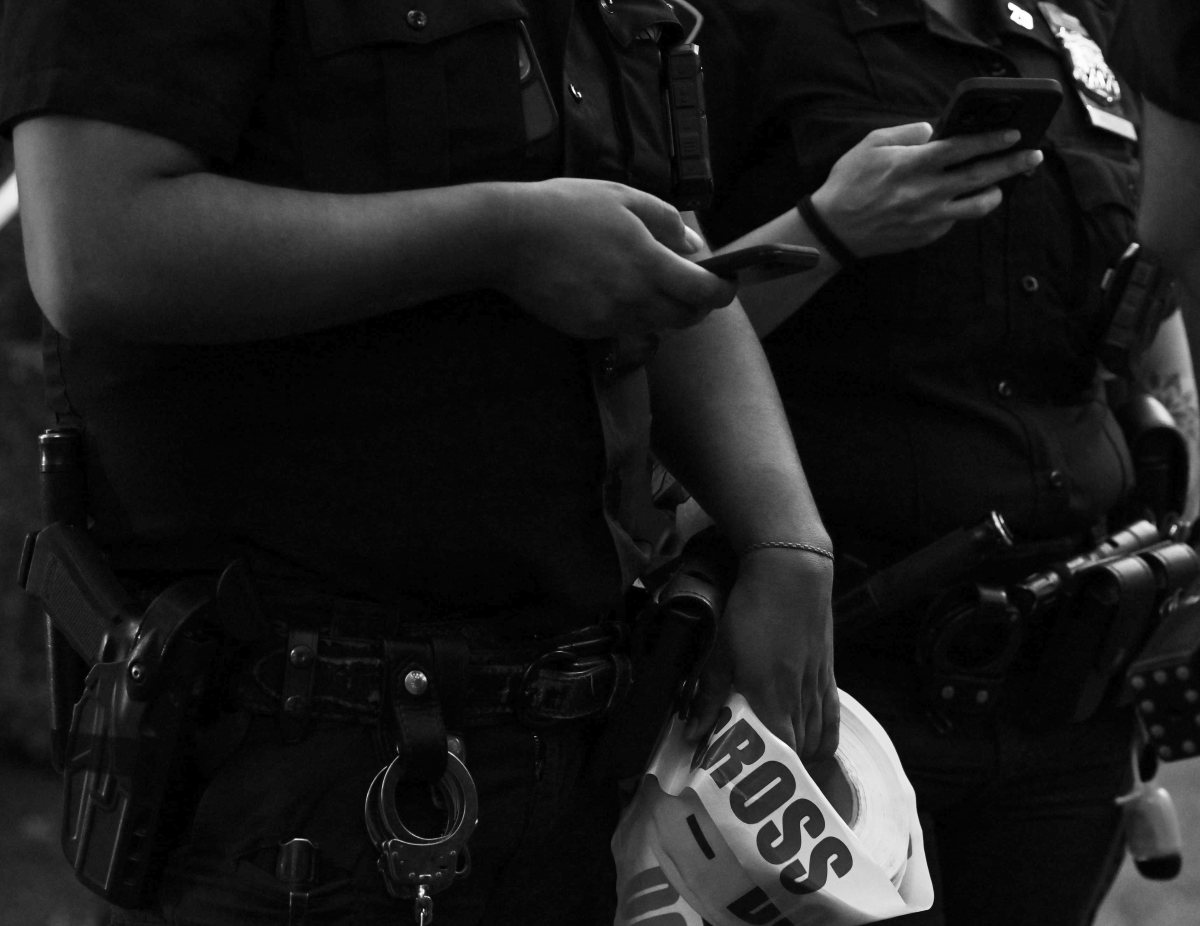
left=697, top=243, right=820, bottom=283
left=932, top=77, right=1063, bottom=150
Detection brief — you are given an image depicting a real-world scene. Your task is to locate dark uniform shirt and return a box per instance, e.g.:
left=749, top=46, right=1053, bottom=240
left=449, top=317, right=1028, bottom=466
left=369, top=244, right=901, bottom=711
left=697, top=0, right=1138, bottom=568
left=1110, top=0, right=1200, bottom=122
left=0, top=0, right=681, bottom=622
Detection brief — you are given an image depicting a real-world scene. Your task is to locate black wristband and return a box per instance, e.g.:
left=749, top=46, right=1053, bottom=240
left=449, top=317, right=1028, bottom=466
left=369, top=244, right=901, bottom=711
left=797, top=193, right=860, bottom=268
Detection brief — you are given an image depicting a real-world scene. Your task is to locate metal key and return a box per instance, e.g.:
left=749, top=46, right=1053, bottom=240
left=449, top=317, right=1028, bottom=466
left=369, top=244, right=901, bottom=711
left=364, top=749, right=478, bottom=924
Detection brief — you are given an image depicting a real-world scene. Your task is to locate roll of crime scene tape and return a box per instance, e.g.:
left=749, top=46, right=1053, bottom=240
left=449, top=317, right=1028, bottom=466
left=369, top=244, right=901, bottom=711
left=612, top=690, right=934, bottom=926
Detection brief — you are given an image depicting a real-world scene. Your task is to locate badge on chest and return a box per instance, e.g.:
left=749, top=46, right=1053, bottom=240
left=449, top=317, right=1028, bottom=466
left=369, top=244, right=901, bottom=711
left=1037, top=1, right=1136, bottom=142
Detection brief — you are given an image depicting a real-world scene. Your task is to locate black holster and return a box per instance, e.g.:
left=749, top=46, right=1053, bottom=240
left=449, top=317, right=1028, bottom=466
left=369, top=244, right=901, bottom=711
left=1116, top=391, right=1189, bottom=531
left=18, top=427, right=225, bottom=908
left=590, top=529, right=730, bottom=781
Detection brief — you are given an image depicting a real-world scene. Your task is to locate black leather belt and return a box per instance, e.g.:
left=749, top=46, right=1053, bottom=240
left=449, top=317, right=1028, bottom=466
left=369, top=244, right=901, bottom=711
left=231, top=620, right=632, bottom=728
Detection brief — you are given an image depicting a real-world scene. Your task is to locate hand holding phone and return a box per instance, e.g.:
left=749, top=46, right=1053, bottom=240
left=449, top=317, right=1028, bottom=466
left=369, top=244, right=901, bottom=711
left=933, top=77, right=1063, bottom=149
left=697, top=243, right=820, bottom=284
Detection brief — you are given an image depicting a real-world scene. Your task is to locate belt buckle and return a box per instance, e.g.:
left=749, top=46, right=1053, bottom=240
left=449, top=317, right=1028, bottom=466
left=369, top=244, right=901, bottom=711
left=514, top=648, right=580, bottom=726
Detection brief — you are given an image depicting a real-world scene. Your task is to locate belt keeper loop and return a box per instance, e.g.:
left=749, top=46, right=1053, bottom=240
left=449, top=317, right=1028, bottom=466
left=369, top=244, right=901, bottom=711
left=280, top=628, right=319, bottom=744
left=384, top=639, right=448, bottom=783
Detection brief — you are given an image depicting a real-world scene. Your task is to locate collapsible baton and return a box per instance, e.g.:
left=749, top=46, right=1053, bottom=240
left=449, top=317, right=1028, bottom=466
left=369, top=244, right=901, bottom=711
left=833, top=511, right=1014, bottom=639
left=37, top=428, right=90, bottom=772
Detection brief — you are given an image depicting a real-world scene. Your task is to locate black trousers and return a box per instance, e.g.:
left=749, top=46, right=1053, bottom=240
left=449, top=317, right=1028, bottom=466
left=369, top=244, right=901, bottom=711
left=838, top=656, right=1133, bottom=926
left=111, top=717, right=620, bottom=926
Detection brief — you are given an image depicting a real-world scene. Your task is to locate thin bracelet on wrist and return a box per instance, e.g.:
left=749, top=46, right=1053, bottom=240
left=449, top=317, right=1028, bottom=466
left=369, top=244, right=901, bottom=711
left=796, top=193, right=860, bottom=269
left=740, top=540, right=835, bottom=562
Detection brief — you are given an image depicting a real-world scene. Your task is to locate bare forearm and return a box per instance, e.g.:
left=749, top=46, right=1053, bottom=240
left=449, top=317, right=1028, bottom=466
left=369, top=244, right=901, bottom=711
left=16, top=115, right=735, bottom=345
left=711, top=209, right=840, bottom=337
left=648, top=302, right=829, bottom=552
left=16, top=118, right=515, bottom=342
left=709, top=122, right=1042, bottom=338
left=1132, top=309, right=1200, bottom=523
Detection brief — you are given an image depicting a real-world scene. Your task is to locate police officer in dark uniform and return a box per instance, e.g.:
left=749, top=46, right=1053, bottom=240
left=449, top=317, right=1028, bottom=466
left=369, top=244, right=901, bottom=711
left=686, top=0, right=1200, bottom=922
left=0, top=1, right=841, bottom=923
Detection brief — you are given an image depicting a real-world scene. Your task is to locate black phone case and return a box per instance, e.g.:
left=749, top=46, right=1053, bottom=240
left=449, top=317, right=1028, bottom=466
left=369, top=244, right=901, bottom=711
left=697, top=244, right=820, bottom=282
left=933, top=77, right=1063, bottom=149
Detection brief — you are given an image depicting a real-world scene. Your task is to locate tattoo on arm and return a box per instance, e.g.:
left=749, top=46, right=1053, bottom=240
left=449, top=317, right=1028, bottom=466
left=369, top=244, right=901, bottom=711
left=1141, top=371, right=1200, bottom=449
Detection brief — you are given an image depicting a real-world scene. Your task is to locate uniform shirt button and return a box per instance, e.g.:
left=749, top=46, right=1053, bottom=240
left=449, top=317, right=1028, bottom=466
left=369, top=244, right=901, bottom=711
left=1048, top=469, right=1066, bottom=489
left=1021, top=274, right=1040, bottom=293
left=996, top=380, right=1014, bottom=398
left=406, top=9, right=428, bottom=29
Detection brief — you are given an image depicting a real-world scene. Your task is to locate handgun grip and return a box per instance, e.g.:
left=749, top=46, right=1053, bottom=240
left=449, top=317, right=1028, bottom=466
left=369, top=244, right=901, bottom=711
left=19, top=522, right=139, bottom=663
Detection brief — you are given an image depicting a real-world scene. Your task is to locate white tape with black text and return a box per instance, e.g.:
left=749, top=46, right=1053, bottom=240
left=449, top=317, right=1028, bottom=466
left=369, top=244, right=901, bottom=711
left=612, top=690, right=934, bottom=926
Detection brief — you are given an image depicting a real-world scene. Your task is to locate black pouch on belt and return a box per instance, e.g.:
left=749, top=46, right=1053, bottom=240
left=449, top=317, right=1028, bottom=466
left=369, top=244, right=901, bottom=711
left=916, top=584, right=1024, bottom=716
left=590, top=528, right=730, bottom=781
left=1019, top=554, right=1160, bottom=726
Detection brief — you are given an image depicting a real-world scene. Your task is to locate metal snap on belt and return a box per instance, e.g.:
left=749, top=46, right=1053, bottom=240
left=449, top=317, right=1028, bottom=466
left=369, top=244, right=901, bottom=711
left=364, top=750, right=478, bottom=925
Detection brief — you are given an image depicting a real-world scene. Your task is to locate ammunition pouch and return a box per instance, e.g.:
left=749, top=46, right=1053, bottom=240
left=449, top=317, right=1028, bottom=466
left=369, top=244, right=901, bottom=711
left=1019, top=552, right=1160, bottom=725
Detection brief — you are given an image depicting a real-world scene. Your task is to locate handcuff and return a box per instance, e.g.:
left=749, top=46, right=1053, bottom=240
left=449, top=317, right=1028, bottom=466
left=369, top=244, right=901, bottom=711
left=364, top=748, right=478, bottom=925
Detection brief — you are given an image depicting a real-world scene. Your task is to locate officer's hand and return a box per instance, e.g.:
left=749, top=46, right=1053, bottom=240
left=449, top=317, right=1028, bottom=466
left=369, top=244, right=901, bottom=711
left=683, top=547, right=839, bottom=761
left=498, top=178, right=737, bottom=338
left=811, top=122, right=1045, bottom=259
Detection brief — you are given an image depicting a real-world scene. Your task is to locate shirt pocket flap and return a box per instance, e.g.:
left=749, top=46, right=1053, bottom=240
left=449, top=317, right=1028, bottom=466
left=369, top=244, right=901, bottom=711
left=599, top=0, right=682, bottom=48
left=305, top=0, right=529, bottom=54
left=1054, top=145, right=1137, bottom=214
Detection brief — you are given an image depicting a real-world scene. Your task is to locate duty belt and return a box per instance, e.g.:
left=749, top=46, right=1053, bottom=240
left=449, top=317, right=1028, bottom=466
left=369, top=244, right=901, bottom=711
left=836, top=515, right=1200, bottom=727
left=231, top=617, right=633, bottom=732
